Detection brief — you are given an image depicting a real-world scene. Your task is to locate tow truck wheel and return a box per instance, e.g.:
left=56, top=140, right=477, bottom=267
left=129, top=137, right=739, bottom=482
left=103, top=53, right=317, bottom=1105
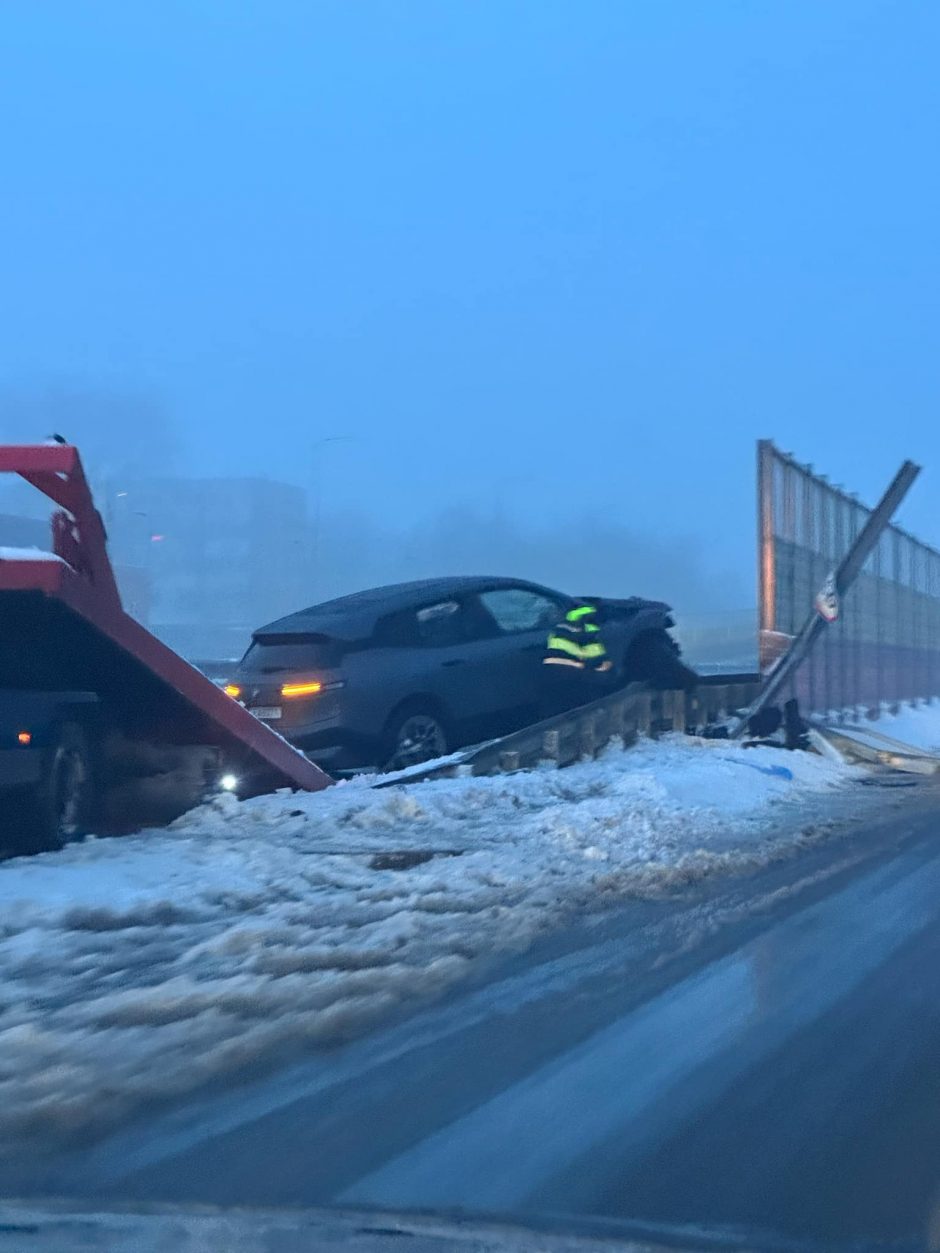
left=24, top=723, right=93, bottom=853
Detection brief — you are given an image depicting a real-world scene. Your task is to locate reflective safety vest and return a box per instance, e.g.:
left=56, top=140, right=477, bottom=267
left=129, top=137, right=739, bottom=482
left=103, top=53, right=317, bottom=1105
left=544, top=604, right=611, bottom=671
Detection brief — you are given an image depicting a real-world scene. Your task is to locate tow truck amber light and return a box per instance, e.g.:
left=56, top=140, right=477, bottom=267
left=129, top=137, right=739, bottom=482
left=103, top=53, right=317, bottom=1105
left=224, top=684, right=242, bottom=699
left=17, top=731, right=31, bottom=745
left=281, top=680, right=322, bottom=698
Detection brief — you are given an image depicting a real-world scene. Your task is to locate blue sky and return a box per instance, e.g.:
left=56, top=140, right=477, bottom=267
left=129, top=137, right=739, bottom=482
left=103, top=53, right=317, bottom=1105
left=1, top=0, right=938, bottom=590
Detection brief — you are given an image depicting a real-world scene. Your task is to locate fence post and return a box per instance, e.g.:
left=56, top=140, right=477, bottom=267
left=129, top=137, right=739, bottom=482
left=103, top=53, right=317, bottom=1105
left=820, top=484, right=833, bottom=719
left=834, top=493, right=846, bottom=721
left=850, top=500, right=862, bottom=721
left=924, top=548, right=931, bottom=703
left=897, top=523, right=907, bottom=711
left=636, top=691, right=652, bottom=737
left=783, top=462, right=797, bottom=704
left=803, top=470, right=817, bottom=715
left=757, top=440, right=776, bottom=676
left=907, top=539, right=913, bottom=705
left=931, top=554, right=940, bottom=701
left=872, top=532, right=883, bottom=719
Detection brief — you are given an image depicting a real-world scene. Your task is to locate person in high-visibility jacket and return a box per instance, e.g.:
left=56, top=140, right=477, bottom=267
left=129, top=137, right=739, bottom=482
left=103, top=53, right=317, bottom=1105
left=541, top=603, right=614, bottom=717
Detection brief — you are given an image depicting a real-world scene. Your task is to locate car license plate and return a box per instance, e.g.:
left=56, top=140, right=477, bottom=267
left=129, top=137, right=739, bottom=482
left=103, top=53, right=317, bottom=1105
left=250, top=706, right=282, bottom=721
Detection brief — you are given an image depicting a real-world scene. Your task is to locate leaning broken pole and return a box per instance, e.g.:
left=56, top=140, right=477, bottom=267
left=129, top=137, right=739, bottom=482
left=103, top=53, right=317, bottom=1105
left=730, top=453, right=921, bottom=738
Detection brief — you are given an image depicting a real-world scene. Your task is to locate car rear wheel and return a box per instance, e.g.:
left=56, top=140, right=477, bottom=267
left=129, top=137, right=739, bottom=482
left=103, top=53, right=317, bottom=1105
left=383, top=709, right=449, bottom=773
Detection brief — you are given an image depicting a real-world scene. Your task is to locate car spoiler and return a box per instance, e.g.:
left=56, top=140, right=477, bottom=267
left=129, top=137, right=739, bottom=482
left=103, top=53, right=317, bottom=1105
left=252, top=631, right=337, bottom=646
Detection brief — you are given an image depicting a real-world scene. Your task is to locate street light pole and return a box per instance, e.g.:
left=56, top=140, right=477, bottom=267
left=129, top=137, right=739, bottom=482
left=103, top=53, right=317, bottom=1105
left=310, top=435, right=355, bottom=599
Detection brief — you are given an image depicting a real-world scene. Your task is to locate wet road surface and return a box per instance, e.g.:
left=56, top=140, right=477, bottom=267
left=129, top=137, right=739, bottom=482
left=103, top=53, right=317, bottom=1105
left=25, top=787, right=940, bottom=1248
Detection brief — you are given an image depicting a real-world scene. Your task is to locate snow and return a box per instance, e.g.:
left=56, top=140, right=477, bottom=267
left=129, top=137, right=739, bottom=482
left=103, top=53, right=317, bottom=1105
left=870, top=701, right=940, bottom=754
left=0, top=546, right=62, bottom=562
left=0, top=737, right=857, bottom=1155
left=0, top=1198, right=660, bottom=1251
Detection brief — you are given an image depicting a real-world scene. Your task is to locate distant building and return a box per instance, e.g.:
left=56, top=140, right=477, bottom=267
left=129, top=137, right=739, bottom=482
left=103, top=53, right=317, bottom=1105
left=107, top=477, right=312, bottom=660
left=116, top=564, right=152, bottom=626
left=0, top=513, right=47, bottom=549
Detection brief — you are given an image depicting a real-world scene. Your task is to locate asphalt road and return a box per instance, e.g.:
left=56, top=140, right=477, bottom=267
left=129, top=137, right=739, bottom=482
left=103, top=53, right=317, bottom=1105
left=30, top=782, right=940, bottom=1249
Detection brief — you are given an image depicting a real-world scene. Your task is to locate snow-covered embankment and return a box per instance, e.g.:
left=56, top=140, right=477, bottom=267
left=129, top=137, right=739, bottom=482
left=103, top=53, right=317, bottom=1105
left=0, top=736, right=855, bottom=1153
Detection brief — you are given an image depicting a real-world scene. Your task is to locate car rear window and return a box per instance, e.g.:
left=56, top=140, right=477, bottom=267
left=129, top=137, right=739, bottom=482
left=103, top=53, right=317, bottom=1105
left=239, top=634, right=347, bottom=674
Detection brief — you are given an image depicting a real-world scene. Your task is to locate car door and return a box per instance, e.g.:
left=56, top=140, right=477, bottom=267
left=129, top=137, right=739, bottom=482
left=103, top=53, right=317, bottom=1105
left=359, top=597, right=518, bottom=748
left=412, top=595, right=551, bottom=741
left=400, top=598, right=501, bottom=738
left=472, top=585, right=569, bottom=726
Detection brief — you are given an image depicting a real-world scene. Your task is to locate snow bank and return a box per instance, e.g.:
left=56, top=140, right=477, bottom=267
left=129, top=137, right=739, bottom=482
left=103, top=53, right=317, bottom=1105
left=871, top=702, right=940, bottom=754
left=0, top=738, right=855, bottom=1154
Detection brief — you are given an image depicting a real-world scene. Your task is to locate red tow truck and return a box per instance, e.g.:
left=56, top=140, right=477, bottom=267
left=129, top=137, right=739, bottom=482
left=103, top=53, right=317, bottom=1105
left=0, top=443, right=331, bottom=854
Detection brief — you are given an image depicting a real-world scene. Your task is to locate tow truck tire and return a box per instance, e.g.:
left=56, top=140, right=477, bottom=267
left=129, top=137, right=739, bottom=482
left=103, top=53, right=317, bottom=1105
left=22, top=723, right=93, bottom=853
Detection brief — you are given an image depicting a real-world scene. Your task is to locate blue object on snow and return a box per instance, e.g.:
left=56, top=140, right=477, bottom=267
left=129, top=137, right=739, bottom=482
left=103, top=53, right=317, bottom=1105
left=743, top=761, right=793, bottom=780
left=719, top=756, right=794, bottom=780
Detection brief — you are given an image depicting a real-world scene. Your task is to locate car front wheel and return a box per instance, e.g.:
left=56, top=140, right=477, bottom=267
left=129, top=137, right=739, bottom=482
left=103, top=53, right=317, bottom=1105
left=625, top=632, right=698, bottom=691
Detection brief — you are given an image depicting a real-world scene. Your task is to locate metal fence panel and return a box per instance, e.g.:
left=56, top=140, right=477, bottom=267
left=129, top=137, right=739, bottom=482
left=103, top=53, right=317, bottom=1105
left=757, top=441, right=940, bottom=718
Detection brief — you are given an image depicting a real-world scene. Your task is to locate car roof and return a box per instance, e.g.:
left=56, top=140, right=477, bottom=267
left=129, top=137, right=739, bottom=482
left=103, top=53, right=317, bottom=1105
left=255, top=576, right=564, bottom=640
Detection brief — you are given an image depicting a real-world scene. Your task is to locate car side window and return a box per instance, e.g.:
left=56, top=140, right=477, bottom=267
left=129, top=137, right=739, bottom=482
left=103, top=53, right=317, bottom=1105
left=415, top=600, right=465, bottom=647
left=479, top=588, right=563, bottom=635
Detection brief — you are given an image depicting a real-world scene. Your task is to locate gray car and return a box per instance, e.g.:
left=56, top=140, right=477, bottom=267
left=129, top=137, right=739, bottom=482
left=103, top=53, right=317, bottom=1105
left=226, top=577, right=693, bottom=772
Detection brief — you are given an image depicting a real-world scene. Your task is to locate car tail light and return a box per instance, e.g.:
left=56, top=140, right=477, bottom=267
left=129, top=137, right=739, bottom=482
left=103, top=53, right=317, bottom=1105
left=281, top=679, right=323, bottom=699
left=17, top=731, right=31, bottom=745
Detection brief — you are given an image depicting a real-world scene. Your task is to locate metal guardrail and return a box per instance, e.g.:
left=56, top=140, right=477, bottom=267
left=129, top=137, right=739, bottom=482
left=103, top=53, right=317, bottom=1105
left=758, top=441, right=940, bottom=718
left=378, top=680, right=762, bottom=785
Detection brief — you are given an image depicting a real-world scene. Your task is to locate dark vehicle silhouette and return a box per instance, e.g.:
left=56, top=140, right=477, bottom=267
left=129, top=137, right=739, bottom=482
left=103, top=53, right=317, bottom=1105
left=226, top=577, right=693, bottom=772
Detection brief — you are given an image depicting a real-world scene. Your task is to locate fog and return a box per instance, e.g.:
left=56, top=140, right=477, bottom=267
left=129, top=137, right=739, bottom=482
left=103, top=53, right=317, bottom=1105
left=0, top=385, right=744, bottom=619
left=2, top=1, right=939, bottom=643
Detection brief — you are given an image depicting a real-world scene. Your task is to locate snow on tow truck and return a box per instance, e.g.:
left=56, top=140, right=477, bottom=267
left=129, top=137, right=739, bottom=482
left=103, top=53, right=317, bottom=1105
left=0, top=443, right=330, bottom=853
